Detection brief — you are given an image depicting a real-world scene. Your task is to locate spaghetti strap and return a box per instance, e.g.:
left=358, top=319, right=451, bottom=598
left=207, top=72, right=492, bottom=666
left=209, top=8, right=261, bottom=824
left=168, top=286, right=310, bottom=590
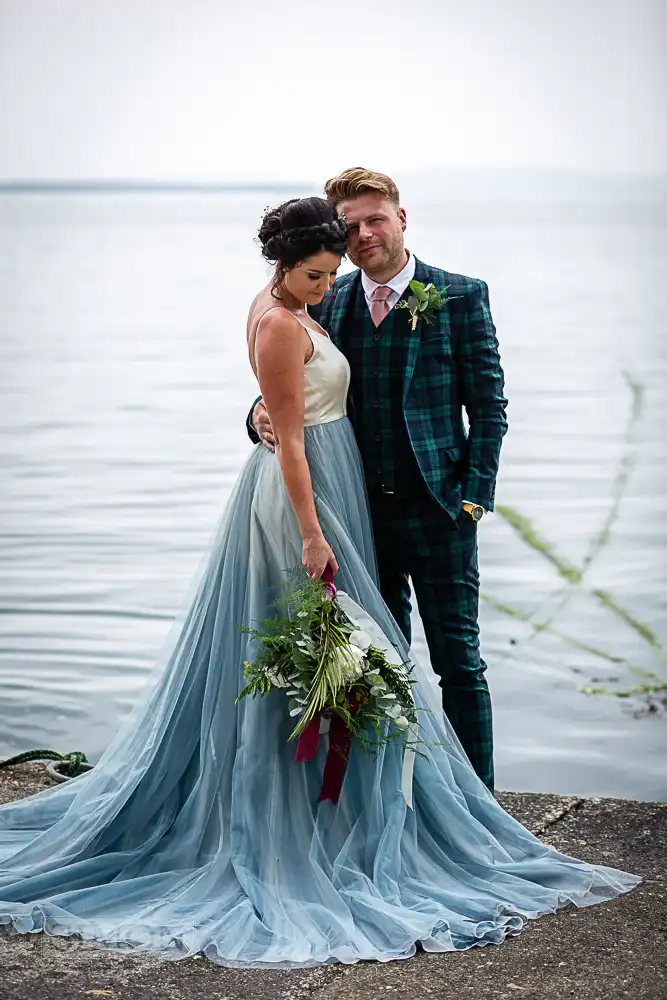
left=251, top=307, right=293, bottom=370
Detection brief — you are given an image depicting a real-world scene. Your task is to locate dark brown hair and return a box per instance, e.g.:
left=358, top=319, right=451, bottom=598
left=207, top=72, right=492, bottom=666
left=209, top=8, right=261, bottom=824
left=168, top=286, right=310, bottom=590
left=258, top=197, right=347, bottom=296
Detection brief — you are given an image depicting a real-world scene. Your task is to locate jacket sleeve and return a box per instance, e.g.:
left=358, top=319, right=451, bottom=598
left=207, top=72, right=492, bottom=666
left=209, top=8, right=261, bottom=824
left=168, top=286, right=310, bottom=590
left=455, top=279, right=508, bottom=511
left=246, top=395, right=262, bottom=445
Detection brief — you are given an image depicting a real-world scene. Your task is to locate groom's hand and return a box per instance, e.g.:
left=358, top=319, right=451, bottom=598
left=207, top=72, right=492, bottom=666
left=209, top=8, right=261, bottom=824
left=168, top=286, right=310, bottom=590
left=252, top=400, right=276, bottom=452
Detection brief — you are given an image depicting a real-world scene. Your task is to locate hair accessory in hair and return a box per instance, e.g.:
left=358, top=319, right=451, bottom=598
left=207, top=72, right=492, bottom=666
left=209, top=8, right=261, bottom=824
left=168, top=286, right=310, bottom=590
left=256, top=196, right=348, bottom=296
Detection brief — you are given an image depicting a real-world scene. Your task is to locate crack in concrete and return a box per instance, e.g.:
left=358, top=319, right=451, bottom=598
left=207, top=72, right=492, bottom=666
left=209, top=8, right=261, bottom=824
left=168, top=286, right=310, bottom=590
left=532, top=797, right=586, bottom=837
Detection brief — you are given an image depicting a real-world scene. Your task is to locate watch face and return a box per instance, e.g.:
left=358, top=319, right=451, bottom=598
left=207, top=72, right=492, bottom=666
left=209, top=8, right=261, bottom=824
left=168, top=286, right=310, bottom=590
left=471, top=505, right=484, bottom=521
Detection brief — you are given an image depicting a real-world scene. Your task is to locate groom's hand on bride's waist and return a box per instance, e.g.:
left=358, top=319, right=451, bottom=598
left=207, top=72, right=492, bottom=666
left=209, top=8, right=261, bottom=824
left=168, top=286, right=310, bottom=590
left=249, top=398, right=276, bottom=452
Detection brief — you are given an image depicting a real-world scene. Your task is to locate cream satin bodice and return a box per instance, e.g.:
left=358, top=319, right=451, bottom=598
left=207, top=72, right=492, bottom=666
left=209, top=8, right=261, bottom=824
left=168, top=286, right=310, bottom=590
left=255, top=309, right=350, bottom=427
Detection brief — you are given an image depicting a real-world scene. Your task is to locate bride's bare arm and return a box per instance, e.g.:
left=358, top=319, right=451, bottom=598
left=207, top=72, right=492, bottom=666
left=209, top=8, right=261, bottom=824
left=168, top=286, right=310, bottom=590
left=255, top=312, right=338, bottom=579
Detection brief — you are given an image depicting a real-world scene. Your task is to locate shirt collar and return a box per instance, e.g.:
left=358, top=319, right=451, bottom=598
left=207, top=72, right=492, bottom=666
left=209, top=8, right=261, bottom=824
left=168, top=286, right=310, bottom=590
left=360, top=251, right=415, bottom=299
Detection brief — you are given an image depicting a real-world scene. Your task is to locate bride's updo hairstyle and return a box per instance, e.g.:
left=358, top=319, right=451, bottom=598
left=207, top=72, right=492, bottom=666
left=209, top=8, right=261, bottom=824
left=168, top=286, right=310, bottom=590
left=258, top=197, right=348, bottom=296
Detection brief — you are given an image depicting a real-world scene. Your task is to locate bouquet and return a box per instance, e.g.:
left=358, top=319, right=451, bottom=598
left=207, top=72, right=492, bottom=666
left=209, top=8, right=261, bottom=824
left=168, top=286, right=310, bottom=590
left=237, top=568, right=420, bottom=805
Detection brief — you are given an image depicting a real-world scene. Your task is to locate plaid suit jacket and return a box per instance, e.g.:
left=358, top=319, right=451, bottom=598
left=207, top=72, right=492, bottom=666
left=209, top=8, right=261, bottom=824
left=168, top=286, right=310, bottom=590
left=311, top=257, right=508, bottom=517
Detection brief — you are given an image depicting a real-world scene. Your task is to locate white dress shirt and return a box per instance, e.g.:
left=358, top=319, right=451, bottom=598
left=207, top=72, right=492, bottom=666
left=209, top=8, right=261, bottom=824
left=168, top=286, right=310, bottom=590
left=360, top=251, right=416, bottom=314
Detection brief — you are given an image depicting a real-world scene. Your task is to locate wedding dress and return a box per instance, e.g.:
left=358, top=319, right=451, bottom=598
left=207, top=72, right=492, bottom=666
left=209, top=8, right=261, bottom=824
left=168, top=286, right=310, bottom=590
left=0, top=313, right=640, bottom=967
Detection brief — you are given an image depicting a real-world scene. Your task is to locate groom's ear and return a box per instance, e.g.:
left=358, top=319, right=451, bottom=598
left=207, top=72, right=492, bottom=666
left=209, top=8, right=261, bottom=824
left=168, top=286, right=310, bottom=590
left=398, top=207, right=407, bottom=232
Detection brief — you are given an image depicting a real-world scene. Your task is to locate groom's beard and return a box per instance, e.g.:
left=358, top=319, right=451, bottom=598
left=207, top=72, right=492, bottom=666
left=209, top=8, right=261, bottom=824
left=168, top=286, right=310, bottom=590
left=350, top=233, right=406, bottom=280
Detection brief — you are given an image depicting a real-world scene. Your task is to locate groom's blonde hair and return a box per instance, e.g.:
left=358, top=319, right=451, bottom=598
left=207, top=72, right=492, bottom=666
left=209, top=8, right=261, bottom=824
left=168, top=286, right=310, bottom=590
left=324, top=168, right=400, bottom=207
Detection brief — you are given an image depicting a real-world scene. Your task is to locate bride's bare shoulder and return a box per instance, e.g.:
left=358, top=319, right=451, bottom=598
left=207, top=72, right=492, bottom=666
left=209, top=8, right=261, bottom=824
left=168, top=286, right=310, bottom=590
left=247, top=293, right=302, bottom=372
left=248, top=288, right=290, bottom=330
left=255, top=308, right=300, bottom=347
left=250, top=293, right=297, bottom=335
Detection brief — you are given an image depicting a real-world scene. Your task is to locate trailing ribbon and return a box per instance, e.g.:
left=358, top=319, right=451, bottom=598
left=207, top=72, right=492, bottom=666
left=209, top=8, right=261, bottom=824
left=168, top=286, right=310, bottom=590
left=317, top=686, right=366, bottom=805
left=293, top=716, right=321, bottom=763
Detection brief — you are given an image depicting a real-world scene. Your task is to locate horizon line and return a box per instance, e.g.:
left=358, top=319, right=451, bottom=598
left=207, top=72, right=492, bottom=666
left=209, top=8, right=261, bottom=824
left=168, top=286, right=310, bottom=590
left=0, top=180, right=316, bottom=194
left=1, top=167, right=665, bottom=192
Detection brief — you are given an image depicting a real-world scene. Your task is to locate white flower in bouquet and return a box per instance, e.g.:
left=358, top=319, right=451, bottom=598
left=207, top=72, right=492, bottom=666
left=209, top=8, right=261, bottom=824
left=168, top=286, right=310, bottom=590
left=348, top=629, right=371, bottom=652
left=332, top=643, right=366, bottom=682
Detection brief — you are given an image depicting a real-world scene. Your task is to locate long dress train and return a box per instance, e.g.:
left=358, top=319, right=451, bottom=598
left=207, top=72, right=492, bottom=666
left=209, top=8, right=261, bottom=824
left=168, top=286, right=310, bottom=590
left=0, top=317, right=640, bottom=967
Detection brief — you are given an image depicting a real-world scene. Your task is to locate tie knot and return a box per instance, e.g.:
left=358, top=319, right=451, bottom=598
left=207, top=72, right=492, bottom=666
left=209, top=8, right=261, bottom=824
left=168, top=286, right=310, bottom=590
left=372, top=285, right=392, bottom=302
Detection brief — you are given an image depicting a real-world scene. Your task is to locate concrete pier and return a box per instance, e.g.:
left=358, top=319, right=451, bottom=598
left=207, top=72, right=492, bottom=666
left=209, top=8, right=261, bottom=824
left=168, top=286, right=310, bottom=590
left=0, top=764, right=664, bottom=1000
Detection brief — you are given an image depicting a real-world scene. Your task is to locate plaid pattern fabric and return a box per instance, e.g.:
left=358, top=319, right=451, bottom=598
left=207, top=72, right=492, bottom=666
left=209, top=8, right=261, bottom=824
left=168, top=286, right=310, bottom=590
left=343, top=280, right=424, bottom=496
left=368, top=493, right=494, bottom=791
left=312, top=257, right=508, bottom=516
left=309, top=256, right=506, bottom=789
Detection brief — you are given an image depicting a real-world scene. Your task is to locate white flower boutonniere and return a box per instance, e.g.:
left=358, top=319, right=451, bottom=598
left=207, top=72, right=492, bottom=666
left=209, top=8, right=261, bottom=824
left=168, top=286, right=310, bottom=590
left=396, top=279, right=456, bottom=331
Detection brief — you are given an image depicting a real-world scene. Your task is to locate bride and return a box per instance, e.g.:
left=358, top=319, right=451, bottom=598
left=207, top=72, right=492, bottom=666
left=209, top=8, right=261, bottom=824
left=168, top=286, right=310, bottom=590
left=0, top=196, right=639, bottom=967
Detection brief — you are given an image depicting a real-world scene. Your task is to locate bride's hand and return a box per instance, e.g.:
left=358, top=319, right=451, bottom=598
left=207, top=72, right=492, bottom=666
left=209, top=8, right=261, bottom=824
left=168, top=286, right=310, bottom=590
left=302, top=534, right=339, bottom=581
left=252, top=400, right=275, bottom=453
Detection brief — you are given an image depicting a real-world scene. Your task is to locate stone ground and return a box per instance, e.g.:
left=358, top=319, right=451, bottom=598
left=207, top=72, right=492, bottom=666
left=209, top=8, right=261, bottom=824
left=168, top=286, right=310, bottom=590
left=0, top=764, right=665, bottom=1000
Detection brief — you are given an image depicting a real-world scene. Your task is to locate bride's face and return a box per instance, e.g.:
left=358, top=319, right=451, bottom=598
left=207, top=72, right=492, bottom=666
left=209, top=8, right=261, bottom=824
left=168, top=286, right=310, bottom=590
left=282, top=250, right=341, bottom=305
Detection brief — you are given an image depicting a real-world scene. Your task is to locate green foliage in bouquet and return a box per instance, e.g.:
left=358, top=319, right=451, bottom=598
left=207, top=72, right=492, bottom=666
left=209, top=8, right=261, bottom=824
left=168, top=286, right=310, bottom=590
left=237, top=574, right=420, bottom=751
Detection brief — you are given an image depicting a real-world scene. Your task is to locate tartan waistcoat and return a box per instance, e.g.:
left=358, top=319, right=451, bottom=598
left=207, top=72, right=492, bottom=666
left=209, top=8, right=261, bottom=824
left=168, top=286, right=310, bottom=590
left=343, top=279, right=424, bottom=497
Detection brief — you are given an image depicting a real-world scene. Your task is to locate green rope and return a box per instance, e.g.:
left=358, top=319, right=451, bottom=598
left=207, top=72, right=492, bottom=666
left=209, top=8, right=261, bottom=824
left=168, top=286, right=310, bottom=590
left=0, top=749, right=89, bottom=778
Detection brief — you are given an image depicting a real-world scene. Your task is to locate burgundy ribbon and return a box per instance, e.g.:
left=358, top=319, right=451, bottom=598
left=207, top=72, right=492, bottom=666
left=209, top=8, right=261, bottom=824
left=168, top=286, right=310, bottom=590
left=316, top=713, right=353, bottom=804
left=321, top=563, right=337, bottom=599
left=317, top=687, right=367, bottom=805
left=293, top=716, right=320, bottom=763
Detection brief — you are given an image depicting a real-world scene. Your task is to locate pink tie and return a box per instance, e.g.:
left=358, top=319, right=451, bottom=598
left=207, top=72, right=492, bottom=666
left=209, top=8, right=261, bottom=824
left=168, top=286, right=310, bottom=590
left=370, top=285, right=392, bottom=328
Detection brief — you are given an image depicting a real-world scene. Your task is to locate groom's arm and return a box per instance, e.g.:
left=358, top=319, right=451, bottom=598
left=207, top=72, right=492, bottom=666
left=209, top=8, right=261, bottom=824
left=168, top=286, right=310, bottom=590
left=455, top=280, right=508, bottom=511
left=246, top=396, right=262, bottom=444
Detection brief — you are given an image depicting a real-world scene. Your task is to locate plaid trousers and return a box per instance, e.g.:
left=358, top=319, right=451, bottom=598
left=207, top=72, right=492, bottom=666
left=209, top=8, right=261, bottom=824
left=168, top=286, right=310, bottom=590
left=369, top=490, right=494, bottom=792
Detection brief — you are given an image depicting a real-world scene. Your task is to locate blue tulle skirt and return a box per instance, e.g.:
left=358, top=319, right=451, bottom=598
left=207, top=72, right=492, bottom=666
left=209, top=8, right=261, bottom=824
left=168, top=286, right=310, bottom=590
left=0, top=417, right=640, bottom=966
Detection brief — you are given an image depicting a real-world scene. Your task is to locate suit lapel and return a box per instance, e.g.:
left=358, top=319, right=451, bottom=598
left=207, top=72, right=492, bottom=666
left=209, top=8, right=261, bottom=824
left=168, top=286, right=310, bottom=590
left=402, top=256, right=429, bottom=399
left=320, top=270, right=362, bottom=350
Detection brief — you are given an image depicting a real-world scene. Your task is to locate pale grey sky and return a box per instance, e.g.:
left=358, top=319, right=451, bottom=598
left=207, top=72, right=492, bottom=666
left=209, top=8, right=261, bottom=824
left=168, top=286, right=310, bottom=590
left=0, top=0, right=665, bottom=182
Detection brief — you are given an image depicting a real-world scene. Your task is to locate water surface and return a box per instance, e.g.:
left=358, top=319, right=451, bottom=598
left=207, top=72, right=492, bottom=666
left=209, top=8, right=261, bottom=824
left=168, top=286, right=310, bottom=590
left=0, top=191, right=665, bottom=799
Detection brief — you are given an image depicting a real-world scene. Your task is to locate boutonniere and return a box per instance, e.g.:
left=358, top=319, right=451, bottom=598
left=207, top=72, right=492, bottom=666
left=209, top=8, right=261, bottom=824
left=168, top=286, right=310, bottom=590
left=396, top=280, right=455, bottom=331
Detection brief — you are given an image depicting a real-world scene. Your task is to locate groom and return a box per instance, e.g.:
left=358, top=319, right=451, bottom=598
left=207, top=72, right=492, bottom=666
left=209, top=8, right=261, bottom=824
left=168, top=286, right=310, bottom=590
left=249, top=167, right=508, bottom=792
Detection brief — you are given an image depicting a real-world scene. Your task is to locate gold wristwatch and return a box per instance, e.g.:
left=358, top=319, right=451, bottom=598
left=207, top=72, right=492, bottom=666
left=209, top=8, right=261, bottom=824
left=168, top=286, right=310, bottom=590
left=462, top=502, right=485, bottom=522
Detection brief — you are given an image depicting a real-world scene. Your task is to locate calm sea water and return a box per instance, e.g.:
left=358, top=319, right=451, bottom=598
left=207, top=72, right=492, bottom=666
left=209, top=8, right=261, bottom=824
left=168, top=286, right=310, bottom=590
left=0, top=190, right=665, bottom=800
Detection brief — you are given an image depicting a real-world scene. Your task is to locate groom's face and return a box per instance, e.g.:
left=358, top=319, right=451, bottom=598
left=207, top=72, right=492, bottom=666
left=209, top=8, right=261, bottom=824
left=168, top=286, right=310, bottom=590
left=338, top=193, right=407, bottom=277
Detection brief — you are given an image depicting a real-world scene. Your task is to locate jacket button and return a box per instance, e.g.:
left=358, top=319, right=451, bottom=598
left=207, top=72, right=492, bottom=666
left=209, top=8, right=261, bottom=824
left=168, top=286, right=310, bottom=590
left=373, top=400, right=380, bottom=408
